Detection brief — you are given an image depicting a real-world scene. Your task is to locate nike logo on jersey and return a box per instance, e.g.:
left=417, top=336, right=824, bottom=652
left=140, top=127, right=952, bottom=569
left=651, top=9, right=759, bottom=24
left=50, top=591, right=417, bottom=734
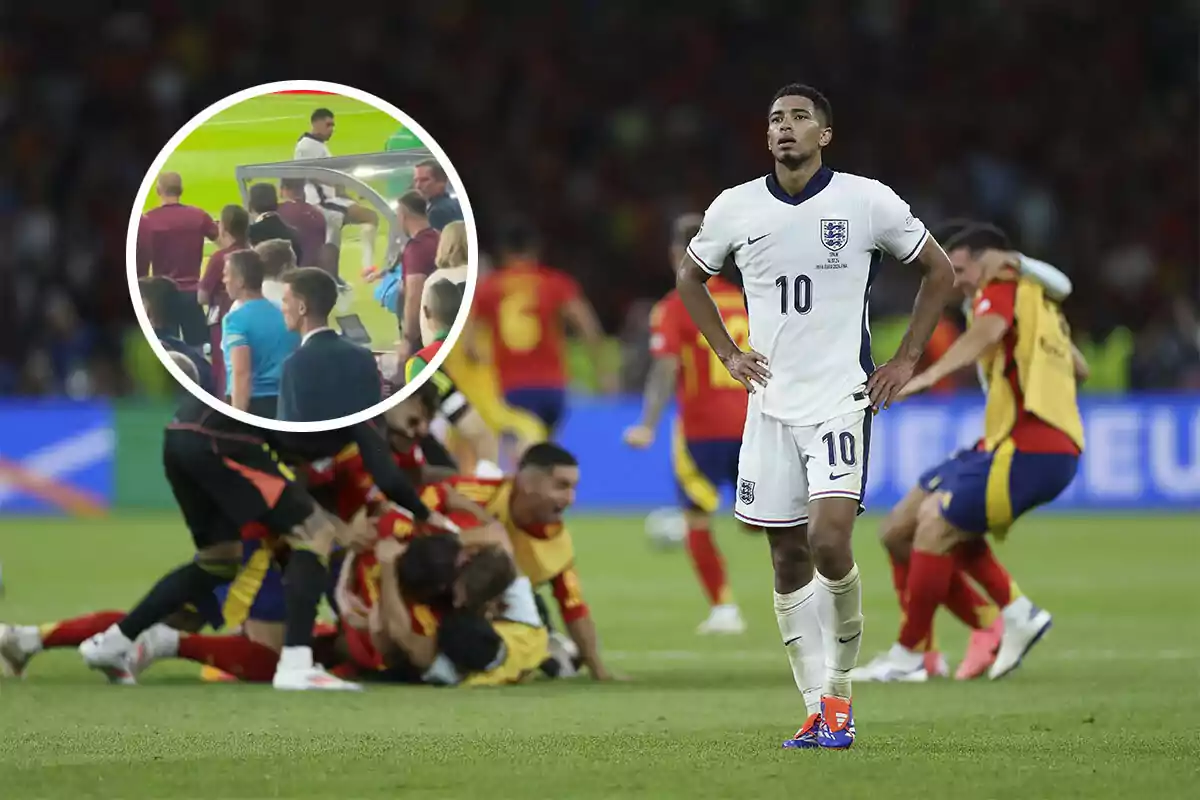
left=837, top=632, right=862, bottom=645
left=747, top=233, right=771, bottom=245
left=829, top=472, right=852, bottom=481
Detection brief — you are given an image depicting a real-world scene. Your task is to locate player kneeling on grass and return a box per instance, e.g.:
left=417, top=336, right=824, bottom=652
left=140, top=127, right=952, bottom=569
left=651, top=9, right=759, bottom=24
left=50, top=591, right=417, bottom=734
left=440, top=444, right=621, bottom=681
left=853, top=223, right=1087, bottom=684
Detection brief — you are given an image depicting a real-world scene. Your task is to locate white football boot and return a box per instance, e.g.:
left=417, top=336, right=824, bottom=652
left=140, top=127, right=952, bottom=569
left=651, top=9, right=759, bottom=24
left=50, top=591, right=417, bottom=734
left=272, top=646, right=362, bottom=691
left=696, top=604, right=747, bottom=635
left=989, top=597, right=1052, bottom=680
left=849, top=643, right=929, bottom=683
left=78, top=624, right=138, bottom=685
left=0, top=624, right=34, bottom=678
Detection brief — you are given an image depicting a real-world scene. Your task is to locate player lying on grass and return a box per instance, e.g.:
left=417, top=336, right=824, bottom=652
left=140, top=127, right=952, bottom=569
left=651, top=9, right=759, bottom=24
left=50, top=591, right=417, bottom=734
left=0, top=388, right=476, bottom=683
left=76, top=369, right=456, bottom=691
left=853, top=221, right=1087, bottom=684
left=125, top=443, right=536, bottom=686
left=625, top=213, right=750, bottom=636
left=865, top=221, right=1077, bottom=681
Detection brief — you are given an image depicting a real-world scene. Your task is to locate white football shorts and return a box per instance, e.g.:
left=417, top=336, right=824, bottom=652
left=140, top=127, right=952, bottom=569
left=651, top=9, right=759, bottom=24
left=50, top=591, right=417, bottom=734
left=734, top=408, right=871, bottom=527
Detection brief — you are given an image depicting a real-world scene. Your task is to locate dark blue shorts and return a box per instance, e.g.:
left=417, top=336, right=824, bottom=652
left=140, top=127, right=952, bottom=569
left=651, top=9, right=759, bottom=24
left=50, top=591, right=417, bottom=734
left=505, top=387, right=567, bottom=434
left=919, top=443, right=1078, bottom=535
left=204, top=539, right=287, bottom=630
left=673, top=427, right=740, bottom=514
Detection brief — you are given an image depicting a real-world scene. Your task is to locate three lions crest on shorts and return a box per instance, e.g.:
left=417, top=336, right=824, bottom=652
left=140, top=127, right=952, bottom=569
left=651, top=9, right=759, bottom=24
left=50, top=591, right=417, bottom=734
left=738, top=478, right=755, bottom=505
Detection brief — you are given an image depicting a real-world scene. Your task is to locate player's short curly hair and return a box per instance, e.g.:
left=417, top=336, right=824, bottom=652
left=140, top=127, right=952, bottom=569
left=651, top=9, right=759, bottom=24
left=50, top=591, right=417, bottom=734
left=770, top=83, right=833, bottom=127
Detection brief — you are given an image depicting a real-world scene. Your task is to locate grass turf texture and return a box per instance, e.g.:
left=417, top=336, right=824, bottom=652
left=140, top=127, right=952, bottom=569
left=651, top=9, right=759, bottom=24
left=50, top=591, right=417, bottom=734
left=1, top=513, right=1196, bottom=799
left=144, top=93, right=401, bottom=346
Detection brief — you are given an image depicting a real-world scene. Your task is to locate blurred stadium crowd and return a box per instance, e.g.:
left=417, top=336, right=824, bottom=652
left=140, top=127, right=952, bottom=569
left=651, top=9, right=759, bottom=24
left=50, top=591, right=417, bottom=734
left=1, top=1, right=1196, bottom=397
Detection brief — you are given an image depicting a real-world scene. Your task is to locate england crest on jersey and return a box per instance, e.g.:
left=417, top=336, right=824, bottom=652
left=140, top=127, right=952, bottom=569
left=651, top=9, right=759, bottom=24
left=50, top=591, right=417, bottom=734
left=821, top=218, right=849, bottom=252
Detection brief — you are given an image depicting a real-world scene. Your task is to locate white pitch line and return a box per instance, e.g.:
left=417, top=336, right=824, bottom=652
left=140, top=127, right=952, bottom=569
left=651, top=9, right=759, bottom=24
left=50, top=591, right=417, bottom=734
left=606, top=648, right=1198, bottom=664
left=204, top=110, right=381, bottom=127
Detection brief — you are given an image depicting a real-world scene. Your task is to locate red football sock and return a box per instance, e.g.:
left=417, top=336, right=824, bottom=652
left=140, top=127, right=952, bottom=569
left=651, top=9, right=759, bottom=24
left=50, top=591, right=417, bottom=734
left=686, top=526, right=731, bottom=606
left=177, top=635, right=279, bottom=682
left=898, top=551, right=955, bottom=651
left=39, top=611, right=125, bottom=649
left=944, top=572, right=992, bottom=630
left=955, top=540, right=1014, bottom=608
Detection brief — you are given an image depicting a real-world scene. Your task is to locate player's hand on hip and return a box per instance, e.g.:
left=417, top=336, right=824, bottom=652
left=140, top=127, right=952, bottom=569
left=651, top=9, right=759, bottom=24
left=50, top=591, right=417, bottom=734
left=868, top=357, right=918, bottom=410
left=720, top=349, right=771, bottom=393
left=622, top=424, right=655, bottom=449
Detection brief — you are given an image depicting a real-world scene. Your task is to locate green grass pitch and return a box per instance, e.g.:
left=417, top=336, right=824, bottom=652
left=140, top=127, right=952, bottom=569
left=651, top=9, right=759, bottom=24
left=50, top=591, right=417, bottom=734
left=1, top=512, right=1197, bottom=798
left=145, top=93, right=402, bottom=346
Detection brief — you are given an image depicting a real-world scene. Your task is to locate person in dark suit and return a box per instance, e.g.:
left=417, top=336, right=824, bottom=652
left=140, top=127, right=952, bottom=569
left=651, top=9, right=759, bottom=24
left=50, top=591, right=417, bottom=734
left=277, top=267, right=382, bottom=422
left=248, top=183, right=305, bottom=267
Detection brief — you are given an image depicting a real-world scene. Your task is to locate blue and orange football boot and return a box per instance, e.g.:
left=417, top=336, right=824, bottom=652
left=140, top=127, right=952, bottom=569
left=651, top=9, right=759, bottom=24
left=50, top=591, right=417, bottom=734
left=781, top=712, right=822, bottom=749
left=817, top=696, right=855, bottom=749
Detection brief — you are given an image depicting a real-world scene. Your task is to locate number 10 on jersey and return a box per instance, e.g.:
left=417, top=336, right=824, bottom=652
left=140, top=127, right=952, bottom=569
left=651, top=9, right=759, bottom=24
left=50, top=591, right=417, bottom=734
left=776, top=274, right=813, bottom=315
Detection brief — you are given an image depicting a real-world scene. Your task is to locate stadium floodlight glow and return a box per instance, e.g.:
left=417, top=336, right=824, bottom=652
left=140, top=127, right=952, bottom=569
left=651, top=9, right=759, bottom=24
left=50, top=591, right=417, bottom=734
left=126, top=79, right=480, bottom=434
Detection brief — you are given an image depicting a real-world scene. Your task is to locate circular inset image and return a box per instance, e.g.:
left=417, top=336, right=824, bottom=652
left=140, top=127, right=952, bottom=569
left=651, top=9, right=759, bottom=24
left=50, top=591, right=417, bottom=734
left=129, top=80, right=477, bottom=432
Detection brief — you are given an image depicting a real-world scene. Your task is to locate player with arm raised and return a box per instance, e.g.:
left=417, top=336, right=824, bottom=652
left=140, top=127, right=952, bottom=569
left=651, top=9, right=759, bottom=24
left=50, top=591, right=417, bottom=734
left=676, top=83, right=956, bottom=750
left=295, top=108, right=380, bottom=276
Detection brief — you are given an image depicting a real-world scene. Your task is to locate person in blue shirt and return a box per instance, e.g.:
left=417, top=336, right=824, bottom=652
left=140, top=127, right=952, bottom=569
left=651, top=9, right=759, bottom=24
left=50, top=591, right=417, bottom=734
left=221, top=249, right=299, bottom=417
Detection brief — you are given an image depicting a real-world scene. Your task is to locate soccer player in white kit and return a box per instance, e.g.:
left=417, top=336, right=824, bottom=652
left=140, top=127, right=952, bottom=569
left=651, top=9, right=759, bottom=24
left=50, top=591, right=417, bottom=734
left=677, top=84, right=957, bottom=750
left=294, top=108, right=380, bottom=273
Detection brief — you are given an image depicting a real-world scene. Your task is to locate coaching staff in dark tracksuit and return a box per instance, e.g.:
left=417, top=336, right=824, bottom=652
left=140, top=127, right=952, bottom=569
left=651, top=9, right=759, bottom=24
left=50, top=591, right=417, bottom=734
left=276, top=267, right=382, bottom=423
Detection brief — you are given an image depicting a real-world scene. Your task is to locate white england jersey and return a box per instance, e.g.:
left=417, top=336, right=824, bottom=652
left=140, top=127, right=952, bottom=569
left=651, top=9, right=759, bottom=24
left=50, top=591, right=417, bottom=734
left=294, top=134, right=337, bottom=206
left=687, top=167, right=928, bottom=426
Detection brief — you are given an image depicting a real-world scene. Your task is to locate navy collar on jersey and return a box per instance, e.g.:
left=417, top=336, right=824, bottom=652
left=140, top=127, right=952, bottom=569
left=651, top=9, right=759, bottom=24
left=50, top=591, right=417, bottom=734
left=298, top=132, right=321, bottom=143
left=765, top=164, right=834, bottom=206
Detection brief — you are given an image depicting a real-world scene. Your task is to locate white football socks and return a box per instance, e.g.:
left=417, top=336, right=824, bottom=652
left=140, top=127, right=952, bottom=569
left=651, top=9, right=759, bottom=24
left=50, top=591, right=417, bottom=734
left=774, top=581, right=825, bottom=717
left=360, top=223, right=378, bottom=270
left=817, top=564, right=864, bottom=700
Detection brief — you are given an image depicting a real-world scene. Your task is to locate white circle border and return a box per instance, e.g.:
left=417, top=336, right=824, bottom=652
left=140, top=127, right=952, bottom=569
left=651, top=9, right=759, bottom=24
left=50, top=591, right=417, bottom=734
left=127, top=79, right=479, bottom=433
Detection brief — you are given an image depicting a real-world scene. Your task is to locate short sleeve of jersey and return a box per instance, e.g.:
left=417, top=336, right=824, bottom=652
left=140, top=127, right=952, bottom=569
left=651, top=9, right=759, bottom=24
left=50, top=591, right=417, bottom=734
left=686, top=192, right=736, bottom=275
left=222, top=308, right=247, bottom=348
left=973, top=281, right=1017, bottom=326
left=868, top=181, right=929, bottom=264
left=648, top=297, right=683, bottom=357
left=294, top=137, right=326, bottom=160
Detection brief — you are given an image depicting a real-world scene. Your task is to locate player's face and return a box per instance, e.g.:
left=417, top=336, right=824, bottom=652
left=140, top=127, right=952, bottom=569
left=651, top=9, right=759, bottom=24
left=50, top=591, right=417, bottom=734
left=280, top=284, right=303, bottom=331
left=386, top=401, right=431, bottom=443
left=948, top=247, right=985, bottom=294
left=413, top=167, right=442, bottom=199
left=223, top=265, right=243, bottom=297
left=767, top=96, right=829, bottom=167
left=525, top=465, right=579, bottom=523
left=314, top=117, right=335, bottom=141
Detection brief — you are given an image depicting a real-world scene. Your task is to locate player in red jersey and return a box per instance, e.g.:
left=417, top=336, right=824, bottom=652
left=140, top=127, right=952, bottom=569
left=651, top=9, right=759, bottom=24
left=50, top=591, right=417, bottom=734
left=855, top=222, right=1087, bottom=683
left=470, top=221, right=615, bottom=437
left=624, top=214, right=750, bottom=635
